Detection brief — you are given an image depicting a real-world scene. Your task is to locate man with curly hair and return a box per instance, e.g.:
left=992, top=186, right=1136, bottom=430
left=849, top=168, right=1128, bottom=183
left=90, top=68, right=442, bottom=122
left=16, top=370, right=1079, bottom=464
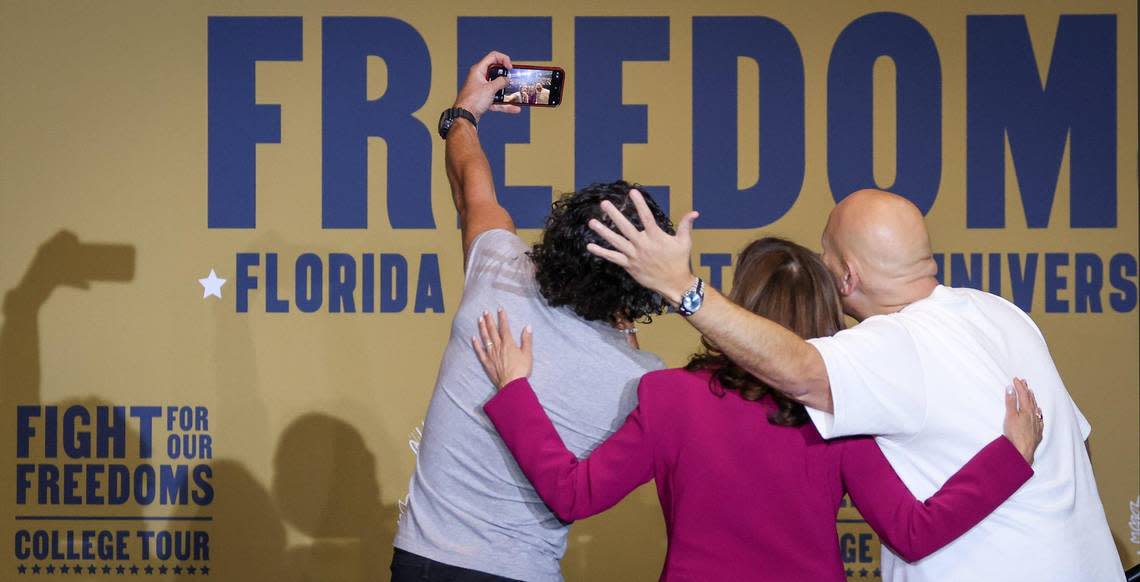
left=391, top=52, right=673, bottom=582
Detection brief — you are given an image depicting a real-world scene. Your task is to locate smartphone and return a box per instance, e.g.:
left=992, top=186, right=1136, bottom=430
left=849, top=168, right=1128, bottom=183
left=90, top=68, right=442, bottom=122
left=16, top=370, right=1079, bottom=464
left=488, top=64, right=564, bottom=107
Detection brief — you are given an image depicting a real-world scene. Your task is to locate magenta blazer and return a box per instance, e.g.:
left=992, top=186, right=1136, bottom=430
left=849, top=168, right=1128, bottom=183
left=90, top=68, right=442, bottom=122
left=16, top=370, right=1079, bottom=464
left=484, top=369, right=1032, bottom=581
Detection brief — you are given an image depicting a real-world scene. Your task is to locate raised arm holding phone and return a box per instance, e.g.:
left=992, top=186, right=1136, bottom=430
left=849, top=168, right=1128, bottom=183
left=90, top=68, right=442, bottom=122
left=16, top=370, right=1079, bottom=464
left=393, top=52, right=676, bottom=582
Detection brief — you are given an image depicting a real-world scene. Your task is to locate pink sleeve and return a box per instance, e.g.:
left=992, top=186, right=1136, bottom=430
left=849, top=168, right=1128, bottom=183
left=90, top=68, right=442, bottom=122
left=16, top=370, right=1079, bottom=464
left=841, top=436, right=1033, bottom=562
left=483, top=378, right=654, bottom=522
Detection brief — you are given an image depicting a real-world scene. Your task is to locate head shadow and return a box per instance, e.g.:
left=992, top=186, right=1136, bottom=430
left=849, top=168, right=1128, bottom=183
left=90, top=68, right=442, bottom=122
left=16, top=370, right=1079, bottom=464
left=271, top=412, right=400, bottom=581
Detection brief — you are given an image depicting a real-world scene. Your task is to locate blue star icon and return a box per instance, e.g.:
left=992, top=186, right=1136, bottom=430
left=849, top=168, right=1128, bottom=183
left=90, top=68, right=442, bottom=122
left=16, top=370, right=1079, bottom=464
left=103, top=564, right=113, bottom=574
left=31, top=564, right=41, bottom=574
left=873, top=567, right=881, bottom=578
left=188, top=565, right=197, bottom=575
left=173, top=565, right=183, bottom=574
left=61, top=565, right=70, bottom=574
left=46, top=564, right=55, bottom=574
left=159, top=565, right=168, bottom=574
left=130, top=564, right=139, bottom=575
left=859, top=568, right=869, bottom=577
left=201, top=565, right=210, bottom=575
left=73, top=564, right=83, bottom=575
left=198, top=269, right=227, bottom=299
left=17, top=564, right=26, bottom=574
left=116, top=564, right=126, bottom=574
left=845, top=568, right=854, bottom=577
left=88, top=565, right=97, bottom=574
left=145, top=564, right=154, bottom=575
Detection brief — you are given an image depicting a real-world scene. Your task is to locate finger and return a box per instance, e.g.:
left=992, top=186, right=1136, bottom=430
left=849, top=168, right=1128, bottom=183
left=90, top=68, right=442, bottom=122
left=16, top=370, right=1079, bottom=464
left=489, top=103, right=522, bottom=114
left=586, top=242, right=631, bottom=268
left=1013, top=378, right=1025, bottom=413
left=472, top=336, right=502, bottom=386
left=476, top=51, right=512, bottom=73
left=472, top=336, right=490, bottom=367
left=1004, top=384, right=1017, bottom=417
left=1012, top=378, right=1030, bottom=400
left=629, top=189, right=660, bottom=234
left=490, top=76, right=509, bottom=92
left=478, top=312, right=495, bottom=351
left=483, top=310, right=502, bottom=344
left=600, top=199, right=643, bottom=241
left=496, top=308, right=515, bottom=347
left=1017, top=378, right=1038, bottom=411
left=520, top=325, right=533, bottom=355
left=588, top=219, right=637, bottom=255
left=676, top=211, right=699, bottom=242
left=1030, top=393, right=1042, bottom=425
left=1013, top=378, right=1031, bottom=414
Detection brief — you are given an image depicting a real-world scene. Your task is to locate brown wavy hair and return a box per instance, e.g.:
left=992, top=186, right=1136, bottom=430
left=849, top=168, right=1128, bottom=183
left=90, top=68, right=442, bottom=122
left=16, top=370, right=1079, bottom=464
left=685, top=237, right=846, bottom=426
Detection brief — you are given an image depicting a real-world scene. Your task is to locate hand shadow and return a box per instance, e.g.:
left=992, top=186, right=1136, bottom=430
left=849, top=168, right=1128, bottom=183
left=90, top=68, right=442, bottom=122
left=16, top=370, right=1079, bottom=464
left=1, top=229, right=135, bottom=405
left=0, top=230, right=135, bottom=574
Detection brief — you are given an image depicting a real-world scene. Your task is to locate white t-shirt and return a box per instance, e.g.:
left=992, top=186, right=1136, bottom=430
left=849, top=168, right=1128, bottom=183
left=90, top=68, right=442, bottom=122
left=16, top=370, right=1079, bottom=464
left=806, top=285, right=1122, bottom=582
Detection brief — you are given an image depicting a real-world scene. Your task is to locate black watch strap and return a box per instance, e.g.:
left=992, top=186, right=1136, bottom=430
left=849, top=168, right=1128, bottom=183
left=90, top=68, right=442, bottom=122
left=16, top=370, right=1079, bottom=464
left=438, top=107, right=477, bottom=139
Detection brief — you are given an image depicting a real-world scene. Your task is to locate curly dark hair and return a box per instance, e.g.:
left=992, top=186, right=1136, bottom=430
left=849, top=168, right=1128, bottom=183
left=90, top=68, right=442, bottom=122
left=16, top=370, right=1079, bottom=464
left=685, top=237, right=846, bottom=426
left=529, top=181, right=675, bottom=324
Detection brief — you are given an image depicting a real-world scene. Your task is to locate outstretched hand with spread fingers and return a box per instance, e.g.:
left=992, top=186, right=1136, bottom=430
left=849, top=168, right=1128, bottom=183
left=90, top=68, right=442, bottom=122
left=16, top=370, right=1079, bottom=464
left=585, top=189, right=700, bottom=305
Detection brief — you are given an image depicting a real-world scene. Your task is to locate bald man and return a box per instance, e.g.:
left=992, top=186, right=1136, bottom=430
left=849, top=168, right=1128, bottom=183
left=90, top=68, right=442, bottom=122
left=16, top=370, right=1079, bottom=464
left=586, top=189, right=1123, bottom=581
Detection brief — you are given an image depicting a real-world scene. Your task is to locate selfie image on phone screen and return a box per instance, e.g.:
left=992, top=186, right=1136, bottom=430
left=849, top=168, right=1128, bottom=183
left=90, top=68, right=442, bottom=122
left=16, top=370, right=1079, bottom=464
left=491, top=65, right=564, bottom=107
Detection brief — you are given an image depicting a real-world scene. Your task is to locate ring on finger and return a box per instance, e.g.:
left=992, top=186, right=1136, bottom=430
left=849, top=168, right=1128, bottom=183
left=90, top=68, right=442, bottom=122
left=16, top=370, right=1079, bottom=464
left=1035, top=410, right=1044, bottom=421
left=485, top=341, right=495, bottom=349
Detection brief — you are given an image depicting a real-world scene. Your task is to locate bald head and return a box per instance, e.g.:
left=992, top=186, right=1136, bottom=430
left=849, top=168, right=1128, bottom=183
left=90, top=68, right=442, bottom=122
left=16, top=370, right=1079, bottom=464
left=821, top=189, right=938, bottom=318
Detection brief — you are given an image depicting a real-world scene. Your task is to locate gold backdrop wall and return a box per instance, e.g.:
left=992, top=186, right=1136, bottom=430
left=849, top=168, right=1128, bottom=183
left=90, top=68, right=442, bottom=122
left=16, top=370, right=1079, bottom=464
left=1, top=1, right=1136, bottom=580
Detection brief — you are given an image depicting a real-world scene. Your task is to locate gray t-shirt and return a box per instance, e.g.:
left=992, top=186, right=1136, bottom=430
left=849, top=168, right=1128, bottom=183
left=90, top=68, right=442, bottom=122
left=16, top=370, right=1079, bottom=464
left=394, top=229, right=664, bottom=581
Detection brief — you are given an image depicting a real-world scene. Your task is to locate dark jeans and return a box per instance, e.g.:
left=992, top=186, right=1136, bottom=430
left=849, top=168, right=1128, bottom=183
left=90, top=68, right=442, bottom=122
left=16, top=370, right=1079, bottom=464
left=389, top=548, right=524, bottom=582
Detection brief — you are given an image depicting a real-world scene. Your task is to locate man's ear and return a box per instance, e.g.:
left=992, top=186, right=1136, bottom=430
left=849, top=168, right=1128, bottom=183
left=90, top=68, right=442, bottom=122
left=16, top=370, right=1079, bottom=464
left=837, top=261, right=858, bottom=296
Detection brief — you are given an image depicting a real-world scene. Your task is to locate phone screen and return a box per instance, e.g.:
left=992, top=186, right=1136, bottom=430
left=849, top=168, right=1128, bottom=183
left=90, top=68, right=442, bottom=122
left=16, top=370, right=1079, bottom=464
left=493, top=66, right=563, bottom=107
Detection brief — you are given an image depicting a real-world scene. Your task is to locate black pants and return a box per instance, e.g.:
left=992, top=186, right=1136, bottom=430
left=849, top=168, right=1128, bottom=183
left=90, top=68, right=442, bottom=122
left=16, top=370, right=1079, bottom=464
left=389, top=548, right=524, bottom=582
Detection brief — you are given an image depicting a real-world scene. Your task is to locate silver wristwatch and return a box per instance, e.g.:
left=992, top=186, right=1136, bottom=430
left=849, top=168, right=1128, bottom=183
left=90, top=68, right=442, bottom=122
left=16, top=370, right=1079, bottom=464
left=678, top=277, right=705, bottom=317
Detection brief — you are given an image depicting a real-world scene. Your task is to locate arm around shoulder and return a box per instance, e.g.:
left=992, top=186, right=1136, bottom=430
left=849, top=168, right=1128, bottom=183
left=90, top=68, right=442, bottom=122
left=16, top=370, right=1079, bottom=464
left=685, top=287, right=833, bottom=411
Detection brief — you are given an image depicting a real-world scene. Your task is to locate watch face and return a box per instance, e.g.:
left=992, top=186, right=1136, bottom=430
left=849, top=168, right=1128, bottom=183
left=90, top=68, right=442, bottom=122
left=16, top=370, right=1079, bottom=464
left=439, top=108, right=474, bottom=139
left=438, top=110, right=454, bottom=138
left=679, top=279, right=704, bottom=316
left=682, top=295, right=696, bottom=312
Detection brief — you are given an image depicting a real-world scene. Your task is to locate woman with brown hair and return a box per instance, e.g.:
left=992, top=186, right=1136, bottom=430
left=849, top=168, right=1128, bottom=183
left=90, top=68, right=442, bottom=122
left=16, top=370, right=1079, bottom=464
left=472, top=237, right=1043, bottom=581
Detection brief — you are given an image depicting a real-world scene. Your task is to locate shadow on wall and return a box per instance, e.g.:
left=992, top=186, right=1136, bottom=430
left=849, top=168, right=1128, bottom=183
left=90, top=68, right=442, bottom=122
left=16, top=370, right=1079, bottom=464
left=0, top=230, right=135, bottom=405
left=0, top=229, right=671, bottom=581
left=272, top=412, right=401, bottom=582
left=0, top=231, right=402, bottom=581
left=176, top=459, right=296, bottom=582
left=0, top=230, right=138, bottom=573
